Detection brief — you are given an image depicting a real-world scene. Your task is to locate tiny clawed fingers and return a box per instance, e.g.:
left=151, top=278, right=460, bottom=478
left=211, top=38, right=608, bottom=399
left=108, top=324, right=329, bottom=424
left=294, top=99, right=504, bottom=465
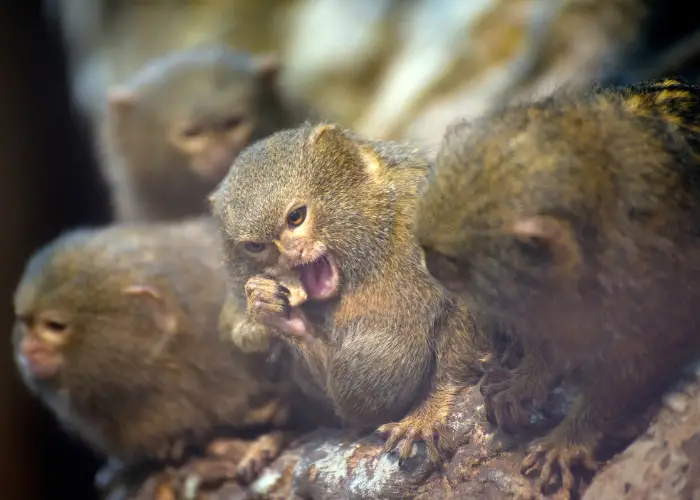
left=248, top=289, right=263, bottom=303
left=376, top=423, right=394, bottom=438
left=379, top=422, right=447, bottom=465
left=536, top=456, right=556, bottom=491
left=581, top=451, right=598, bottom=472
left=245, top=277, right=268, bottom=294
left=423, top=430, right=441, bottom=463
left=245, top=277, right=286, bottom=295
left=521, top=451, right=543, bottom=475
left=559, top=458, right=576, bottom=493
left=236, top=464, right=253, bottom=485
left=436, top=425, right=452, bottom=454
left=381, top=427, right=403, bottom=453
left=254, top=300, right=287, bottom=315
left=398, top=429, right=416, bottom=460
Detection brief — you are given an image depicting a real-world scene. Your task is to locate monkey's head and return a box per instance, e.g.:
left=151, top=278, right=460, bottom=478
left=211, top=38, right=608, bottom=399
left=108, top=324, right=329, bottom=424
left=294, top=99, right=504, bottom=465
left=12, top=230, right=185, bottom=406
left=105, top=47, right=283, bottom=187
left=413, top=104, right=600, bottom=320
left=211, top=123, right=420, bottom=298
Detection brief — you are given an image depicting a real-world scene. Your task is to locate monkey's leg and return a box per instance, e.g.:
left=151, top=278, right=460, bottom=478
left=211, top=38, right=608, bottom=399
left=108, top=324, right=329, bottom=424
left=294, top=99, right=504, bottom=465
left=377, top=383, right=458, bottom=464
left=520, top=347, right=680, bottom=499
left=519, top=394, right=600, bottom=498
left=177, top=431, right=294, bottom=489
left=234, top=430, right=293, bottom=484
left=482, top=346, right=556, bottom=434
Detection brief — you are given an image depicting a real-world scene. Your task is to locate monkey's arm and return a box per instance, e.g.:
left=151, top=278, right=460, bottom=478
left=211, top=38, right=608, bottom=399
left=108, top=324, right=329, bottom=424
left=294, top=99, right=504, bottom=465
left=245, top=275, right=334, bottom=389
left=260, top=307, right=334, bottom=391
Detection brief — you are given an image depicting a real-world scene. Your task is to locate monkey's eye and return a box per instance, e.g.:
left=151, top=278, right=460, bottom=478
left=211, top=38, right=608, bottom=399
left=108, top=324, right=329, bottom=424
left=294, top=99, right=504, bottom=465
left=287, top=206, right=307, bottom=228
left=182, top=125, right=205, bottom=138
left=42, top=319, right=68, bottom=334
left=243, top=242, right=267, bottom=254
left=221, top=116, right=243, bottom=131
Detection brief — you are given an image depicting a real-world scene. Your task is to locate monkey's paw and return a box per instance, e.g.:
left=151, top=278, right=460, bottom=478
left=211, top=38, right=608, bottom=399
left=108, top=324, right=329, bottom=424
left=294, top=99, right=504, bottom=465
left=245, top=276, right=314, bottom=342
left=481, top=367, right=549, bottom=434
left=245, top=276, right=291, bottom=321
left=377, top=417, right=445, bottom=465
left=520, top=437, right=598, bottom=499
left=235, top=432, right=286, bottom=485
left=154, top=438, right=188, bottom=463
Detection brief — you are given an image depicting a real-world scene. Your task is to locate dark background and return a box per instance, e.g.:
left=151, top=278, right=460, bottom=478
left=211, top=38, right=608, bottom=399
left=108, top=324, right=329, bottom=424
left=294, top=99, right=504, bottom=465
left=0, top=2, right=109, bottom=499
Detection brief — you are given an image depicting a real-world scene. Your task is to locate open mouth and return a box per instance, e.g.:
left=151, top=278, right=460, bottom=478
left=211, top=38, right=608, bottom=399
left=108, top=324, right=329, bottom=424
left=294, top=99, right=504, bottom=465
left=297, top=253, right=340, bottom=300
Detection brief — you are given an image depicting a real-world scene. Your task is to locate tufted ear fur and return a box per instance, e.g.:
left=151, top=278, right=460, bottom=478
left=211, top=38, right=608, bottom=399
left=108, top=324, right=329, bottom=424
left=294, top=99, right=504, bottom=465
left=309, top=124, right=385, bottom=180
left=105, top=87, right=138, bottom=139
left=123, top=284, right=180, bottom=335
left=511, top=215, right=563, bottom=245
left=510, top=215, right=580, bottom=270
left=107, top=87, right=136, bottom=114
left=308, top=123, right=345, bottom=145
left=207, top=187, right=222, bottom=213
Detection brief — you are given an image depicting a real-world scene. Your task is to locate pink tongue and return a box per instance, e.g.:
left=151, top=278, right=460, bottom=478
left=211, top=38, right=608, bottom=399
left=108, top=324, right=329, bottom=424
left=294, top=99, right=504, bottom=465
left=299, top=258, right=334, bottom=299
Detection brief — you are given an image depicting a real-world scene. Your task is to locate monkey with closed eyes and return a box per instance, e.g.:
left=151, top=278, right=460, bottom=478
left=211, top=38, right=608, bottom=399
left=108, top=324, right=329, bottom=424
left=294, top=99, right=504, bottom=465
left=12, top=217, right=338, bottom=484
left=100, top=46, right=307, bottom=222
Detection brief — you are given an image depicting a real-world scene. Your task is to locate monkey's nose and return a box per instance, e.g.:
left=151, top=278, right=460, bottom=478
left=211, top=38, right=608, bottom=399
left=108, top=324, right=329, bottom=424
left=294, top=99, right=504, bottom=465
left=17, top=338, right=61, bottom=379
left=273, top=241, right=301, bottom=267
left=277, top=251, right=301, bottom=268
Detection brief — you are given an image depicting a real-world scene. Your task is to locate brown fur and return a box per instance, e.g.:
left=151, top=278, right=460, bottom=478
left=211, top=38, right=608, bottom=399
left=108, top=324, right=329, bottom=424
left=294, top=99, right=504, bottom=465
left=12, top=217, right=337, bottom=472
left=414, top=78, right=700, bottom=496
left=99, top=46, right=305, bottom=222
left=210, top=123, right=492, bottom=463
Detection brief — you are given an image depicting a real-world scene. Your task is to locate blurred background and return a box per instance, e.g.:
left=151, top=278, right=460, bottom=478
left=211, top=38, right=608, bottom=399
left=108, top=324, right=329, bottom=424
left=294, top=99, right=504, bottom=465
left=2, top=0, right=700, bottom=498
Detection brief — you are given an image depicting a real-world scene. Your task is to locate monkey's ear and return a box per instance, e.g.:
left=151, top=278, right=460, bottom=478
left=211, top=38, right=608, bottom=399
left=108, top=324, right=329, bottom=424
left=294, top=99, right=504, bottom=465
left=253, top=53, right=281, bottom=84
left=106, top=88, right=136, bottom=115
left=123, top=285, right=179, bottom=335
left=309, top=124, right=386, bottom=178
left=510, top=215, right=578, bottom=266
left=511, top=215, right=563, bottom=243
left=308, top=123, right=345, bottom=144
left=358, top=145, right=386, bottom=180
left=207, top=188, right=220, bottom=212
left=207, top=193, right=217, bottom=212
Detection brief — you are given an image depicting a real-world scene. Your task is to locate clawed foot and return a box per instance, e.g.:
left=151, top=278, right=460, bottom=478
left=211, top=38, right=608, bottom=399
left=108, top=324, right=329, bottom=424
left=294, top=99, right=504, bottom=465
left=521, top=437, right=598, bottom=499
left=235, top=432, right=286, bottom=485
left=154, top=438, right=187, bottom=463
left=481, top=365, right=550, bottom=434
left=376, top=387, right=457, bottom=465
left=377, top=418, right=444, bottom=465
